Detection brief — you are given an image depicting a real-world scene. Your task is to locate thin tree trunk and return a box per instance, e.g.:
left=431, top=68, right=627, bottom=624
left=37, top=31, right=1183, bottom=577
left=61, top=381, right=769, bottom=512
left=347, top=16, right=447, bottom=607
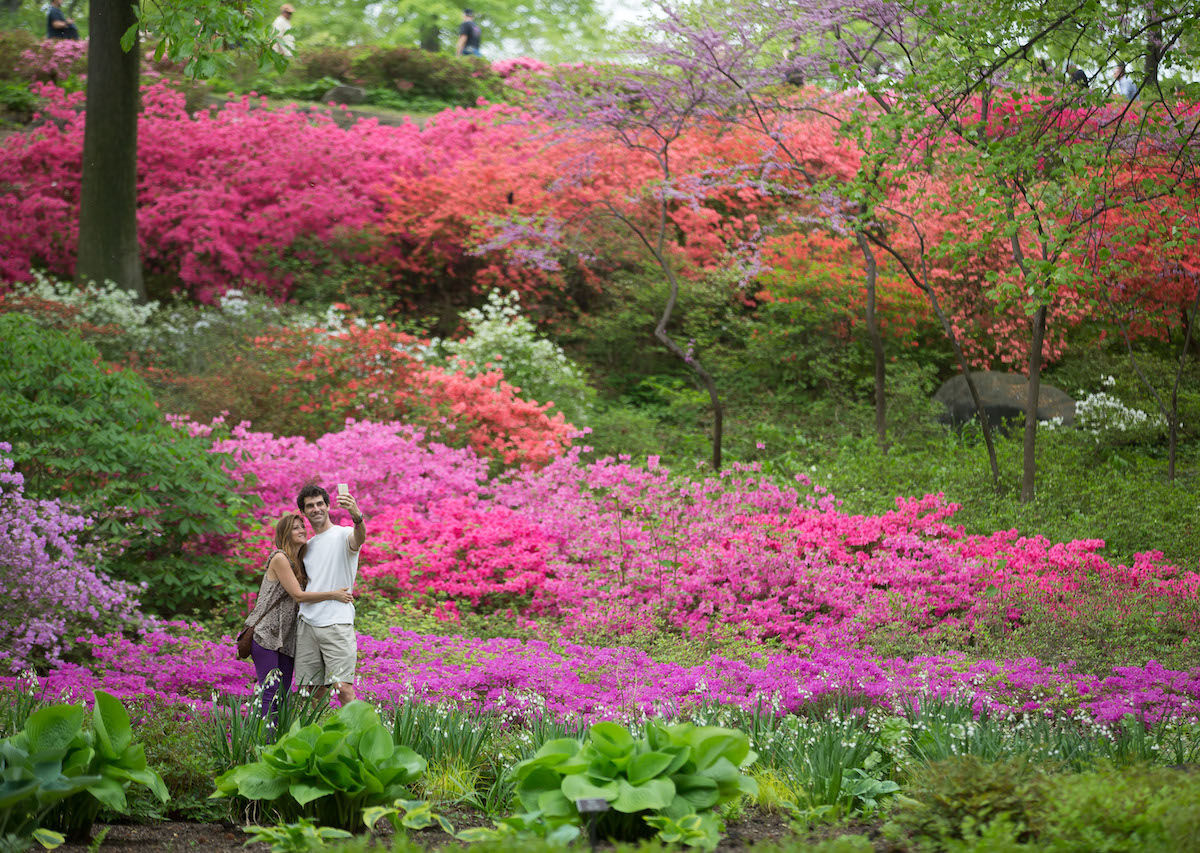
left=76, top=0, right=144, bottom=299
left=654, top=265, right=724, bottom=472
left=857, top=232, right=887, bottom=449
left=1020, top=304, right=1047, bottom=503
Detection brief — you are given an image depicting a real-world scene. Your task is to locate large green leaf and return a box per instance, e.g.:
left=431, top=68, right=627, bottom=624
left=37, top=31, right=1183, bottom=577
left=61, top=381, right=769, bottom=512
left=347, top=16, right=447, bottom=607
left=0, top=779, right=39, bottom=810
left=536, top=788, right=575, bottom=819
left=114, top=766, right=169, bottom=803
left=689, top=729, right=750, bottom=771
left=291, top=780, right=335, bottom=805
left=91, top=691, right=132, bottom=760
left=231, top=765, right=289, bottom=801
left=560, top=773, right=618, bottom=802
left=612, top=777, right=675, bottom=813
left=516, top=766, right=563, bottom=811
left=626, top=750, right=675, bottom=786
left=589, top=722, right=635, bottom=763
left=672, top=773, right=719, bottom=809
left=23, top=706, right=84, bottom=758
left=358, top=726, right=393, bottom=765
left=86, top=776, right=128, bottom=811
left=336, top=701, right=379, bottom=733
left=527, top=738, right=581, bottom=767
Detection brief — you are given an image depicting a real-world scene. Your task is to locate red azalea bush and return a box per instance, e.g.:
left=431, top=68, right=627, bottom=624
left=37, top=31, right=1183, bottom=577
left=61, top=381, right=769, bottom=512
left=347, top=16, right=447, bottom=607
left=246, top=323, right=576, bottom=466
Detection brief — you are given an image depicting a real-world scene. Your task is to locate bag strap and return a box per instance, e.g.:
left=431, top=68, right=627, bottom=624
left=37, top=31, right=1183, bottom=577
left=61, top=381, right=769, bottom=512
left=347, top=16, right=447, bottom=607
left=245, top=550, right=293, bottom=630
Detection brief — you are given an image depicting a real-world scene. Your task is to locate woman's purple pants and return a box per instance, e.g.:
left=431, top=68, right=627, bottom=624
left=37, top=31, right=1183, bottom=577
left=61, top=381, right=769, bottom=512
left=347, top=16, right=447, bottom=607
left=249, top=638, right=294, bottom=717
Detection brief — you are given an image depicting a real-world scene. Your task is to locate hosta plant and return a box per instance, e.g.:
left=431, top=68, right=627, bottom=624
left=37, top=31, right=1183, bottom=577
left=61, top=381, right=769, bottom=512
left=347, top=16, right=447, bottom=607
left=211, top=701, right=426, bottom=830
left=499, top=721, right=758, bottom=850
left=0, top=690, right=168, bottom=847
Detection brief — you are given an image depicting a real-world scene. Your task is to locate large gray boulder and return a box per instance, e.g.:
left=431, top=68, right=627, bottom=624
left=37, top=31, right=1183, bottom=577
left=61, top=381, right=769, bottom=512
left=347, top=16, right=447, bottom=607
left=934, top=371, right=1075, bottom=432
left=322, top=85, right=368, bottom=106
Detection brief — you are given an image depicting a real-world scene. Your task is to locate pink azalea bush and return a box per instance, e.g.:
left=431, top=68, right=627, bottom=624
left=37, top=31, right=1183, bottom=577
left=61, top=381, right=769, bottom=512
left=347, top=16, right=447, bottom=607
left=199, top=422, right=1200, bottom=653
left=19, top=38, right=88, bottom=83
left=0, top=83, right=524, bottom=301
left=0, top=443, right=145, bottom=671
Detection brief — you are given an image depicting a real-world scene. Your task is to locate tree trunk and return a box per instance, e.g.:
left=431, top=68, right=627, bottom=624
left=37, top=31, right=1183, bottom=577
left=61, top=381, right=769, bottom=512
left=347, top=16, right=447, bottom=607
left=857, top=232, right=887, bottom=449
left=1145, top=16, right=1164, bottom=89
left=654, top=266, right=724, bottom=472
left=1167, top=283, right=1200, bottom=479
left=1020, top=304, right=1047, bottom=503
left=76, top=0, right=145, bottom=299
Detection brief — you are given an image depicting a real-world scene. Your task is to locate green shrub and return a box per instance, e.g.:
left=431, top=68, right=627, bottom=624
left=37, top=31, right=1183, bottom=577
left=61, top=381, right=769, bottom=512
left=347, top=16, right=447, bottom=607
left=0, top=691, right=168, bottom=847
left=1042, top=766, right=1200, bottom=851
left=0, top=29, right=37, bottom=81
left=482, top=720, right=758, bottom=850
left=349, top=45, right=498, bottom=105
left=128, top=704, right=222, bottom=821
left=212, top=701, right=426, bottom=830
left=0, top=314, right=257, bottom=614
left=298, top=45, right=365, bottom=83
left=886, top=755, right=1047, bottom=849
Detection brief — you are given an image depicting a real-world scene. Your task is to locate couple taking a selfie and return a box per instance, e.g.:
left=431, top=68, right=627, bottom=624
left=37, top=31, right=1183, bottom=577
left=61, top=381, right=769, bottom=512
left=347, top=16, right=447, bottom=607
left=240, top=482, right=367, bottom=713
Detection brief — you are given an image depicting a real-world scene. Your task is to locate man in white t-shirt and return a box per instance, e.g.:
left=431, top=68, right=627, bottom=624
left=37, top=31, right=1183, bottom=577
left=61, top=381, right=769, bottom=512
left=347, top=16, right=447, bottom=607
left=295, top=482, right=366, bottom=703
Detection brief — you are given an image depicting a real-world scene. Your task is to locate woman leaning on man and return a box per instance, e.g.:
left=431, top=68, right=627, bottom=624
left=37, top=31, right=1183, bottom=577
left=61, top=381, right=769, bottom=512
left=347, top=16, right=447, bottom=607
left=244, top=512, right=351, bottom=714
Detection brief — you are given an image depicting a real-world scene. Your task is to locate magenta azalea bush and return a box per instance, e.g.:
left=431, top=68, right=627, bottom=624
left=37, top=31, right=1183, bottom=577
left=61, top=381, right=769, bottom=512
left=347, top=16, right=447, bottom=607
left=14, top=627, right=1200, bottom=725
left=0, top=82, right=524, bottom=300
left=9, top=421, right=1200, bottom=722
left=0, top=443, right=145, bottom=671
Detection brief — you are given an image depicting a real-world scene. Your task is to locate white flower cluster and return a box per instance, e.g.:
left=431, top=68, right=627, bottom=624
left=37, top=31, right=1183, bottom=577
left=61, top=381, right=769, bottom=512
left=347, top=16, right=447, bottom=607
left=1041, top=375, right=1166, bottom=439
left=435, top=290, right=594, bottom=425
left=1075, top=390, right=1165, bottom=435
left=10, top=272, right=159, bottom=343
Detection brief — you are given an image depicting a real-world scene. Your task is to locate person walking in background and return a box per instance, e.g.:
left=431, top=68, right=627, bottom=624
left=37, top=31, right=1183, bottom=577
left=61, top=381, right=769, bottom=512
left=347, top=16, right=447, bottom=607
left=272, top=3, right=296, bottom=57
left=293, top=482, right=366, bottom=705
left=455, top=8, right=482, bottom=57
left=45, top=0, right=79, bottom=40
left=244, top=513, right=352, bottom=716
left=1114, top=62, right=1137, bottom=100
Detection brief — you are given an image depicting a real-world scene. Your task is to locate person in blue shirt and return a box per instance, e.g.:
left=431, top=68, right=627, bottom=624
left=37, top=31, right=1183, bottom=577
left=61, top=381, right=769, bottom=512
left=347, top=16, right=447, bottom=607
left=46, top=0, right=80, bottom=39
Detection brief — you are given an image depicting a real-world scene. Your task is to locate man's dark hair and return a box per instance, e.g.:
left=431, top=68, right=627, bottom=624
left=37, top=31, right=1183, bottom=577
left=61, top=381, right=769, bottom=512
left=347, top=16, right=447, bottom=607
left=297, top=482, right=330, bottom=511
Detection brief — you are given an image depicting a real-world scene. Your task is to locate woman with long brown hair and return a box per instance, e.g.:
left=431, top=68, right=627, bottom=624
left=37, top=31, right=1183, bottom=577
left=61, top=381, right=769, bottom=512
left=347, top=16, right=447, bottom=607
left=244, top=512, right=351, bottom=714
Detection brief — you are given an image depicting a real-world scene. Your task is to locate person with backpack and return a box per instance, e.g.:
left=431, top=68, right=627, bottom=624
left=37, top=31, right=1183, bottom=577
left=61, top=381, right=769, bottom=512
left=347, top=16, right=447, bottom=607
left=455, top=8, right=483, bottom=57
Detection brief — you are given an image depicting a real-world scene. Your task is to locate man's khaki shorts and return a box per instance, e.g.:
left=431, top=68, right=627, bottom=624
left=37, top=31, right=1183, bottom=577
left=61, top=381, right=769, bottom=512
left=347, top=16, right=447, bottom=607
left=294, top=620, right=357, bottom=686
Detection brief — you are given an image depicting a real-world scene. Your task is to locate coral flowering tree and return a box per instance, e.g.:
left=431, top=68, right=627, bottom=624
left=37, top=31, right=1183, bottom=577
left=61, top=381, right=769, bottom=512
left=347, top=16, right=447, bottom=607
left=850, top=0, right=1200, bottom=502
left=694, top=0, right=1200, bottom=500
left=1079, top=160, right=1200, bottom=477
left=484, top=25, right=858, bottom=471
left=252, top=323, right=575, bottom=468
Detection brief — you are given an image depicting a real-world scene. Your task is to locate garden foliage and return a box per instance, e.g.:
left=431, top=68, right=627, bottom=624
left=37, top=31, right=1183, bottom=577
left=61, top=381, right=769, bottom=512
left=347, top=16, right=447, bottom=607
left=0, top=315, right=252, bottom=614
left=212, top=700, right=426, bottom=830
left=0, top=690, right=167, bottom=847
left=501, top=720, right=757, bottom=849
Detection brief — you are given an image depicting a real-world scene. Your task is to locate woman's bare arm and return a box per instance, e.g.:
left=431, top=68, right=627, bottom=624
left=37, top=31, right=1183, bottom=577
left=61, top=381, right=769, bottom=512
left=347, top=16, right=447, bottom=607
left=269, top=553, right=352, bottom=603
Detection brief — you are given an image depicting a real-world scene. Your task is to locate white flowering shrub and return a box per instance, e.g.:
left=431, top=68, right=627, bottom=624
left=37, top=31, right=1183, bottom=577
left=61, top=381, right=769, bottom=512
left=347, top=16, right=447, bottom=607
left=1075, top=390, right=1165, bottom=433
left=7, top=272, right=159, bottom=346
left=436, top=290, right=594, bottom=426
left=1043, top=375, right=1166, bottom=443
